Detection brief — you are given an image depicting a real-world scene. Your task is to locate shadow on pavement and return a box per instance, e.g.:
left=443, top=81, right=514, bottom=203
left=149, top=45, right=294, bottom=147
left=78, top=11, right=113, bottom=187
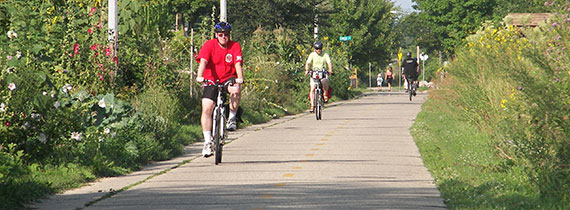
left=88, top=182, right=446, bottom=210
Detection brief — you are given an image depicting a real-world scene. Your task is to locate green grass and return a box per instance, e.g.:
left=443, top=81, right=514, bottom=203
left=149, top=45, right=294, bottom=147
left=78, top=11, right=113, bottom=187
left=0, top=163, right=96, bottom=210
left=411, top=97, right=549, bottom=209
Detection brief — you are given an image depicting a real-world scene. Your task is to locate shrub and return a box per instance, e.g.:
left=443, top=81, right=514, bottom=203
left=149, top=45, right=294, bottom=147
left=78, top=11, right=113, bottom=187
left=434, top=5, right=570, bottom=204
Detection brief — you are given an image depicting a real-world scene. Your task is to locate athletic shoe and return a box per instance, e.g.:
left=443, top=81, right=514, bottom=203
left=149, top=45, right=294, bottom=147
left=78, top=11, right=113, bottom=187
left=226, top=118, right=237, bottom=131
left=202, top=142, right=213, bottom=157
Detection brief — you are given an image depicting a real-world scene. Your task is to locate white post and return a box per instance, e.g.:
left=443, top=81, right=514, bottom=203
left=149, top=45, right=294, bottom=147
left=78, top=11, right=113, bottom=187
left=108, top=0, right=118, bottom=53
left=190, top=28, right=194, bottom=98
left=314, top=14, right=319, bottom=40
left=220, top=0, right=227, bottom=22
left=422, top=59, right=425, bottom=82
left=368, top=62, right=371, bottom=88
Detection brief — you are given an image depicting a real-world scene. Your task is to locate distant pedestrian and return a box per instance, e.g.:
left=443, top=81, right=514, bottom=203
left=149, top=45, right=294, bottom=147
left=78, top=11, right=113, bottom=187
left=377, top=72, right=383, bottom=88
left=384, top=66, right=394, bottom=91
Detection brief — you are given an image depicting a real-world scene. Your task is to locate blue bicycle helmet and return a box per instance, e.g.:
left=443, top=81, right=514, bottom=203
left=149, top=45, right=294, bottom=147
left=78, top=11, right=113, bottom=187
left=214, top=22, right=231, bottom=32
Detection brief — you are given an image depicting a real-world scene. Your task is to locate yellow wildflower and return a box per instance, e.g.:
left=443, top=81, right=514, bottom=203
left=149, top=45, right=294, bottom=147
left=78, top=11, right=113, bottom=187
left=500, top=99, right=508, bottom=109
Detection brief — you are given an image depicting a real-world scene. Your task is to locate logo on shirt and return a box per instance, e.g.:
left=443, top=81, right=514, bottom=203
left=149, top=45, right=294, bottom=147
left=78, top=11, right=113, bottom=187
left=225, top=54, right=233, bottom=63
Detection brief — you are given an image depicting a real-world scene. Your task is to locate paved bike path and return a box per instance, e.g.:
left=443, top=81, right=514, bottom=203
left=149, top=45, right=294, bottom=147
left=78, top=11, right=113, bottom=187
left=32, top=92, right=445, bottom=209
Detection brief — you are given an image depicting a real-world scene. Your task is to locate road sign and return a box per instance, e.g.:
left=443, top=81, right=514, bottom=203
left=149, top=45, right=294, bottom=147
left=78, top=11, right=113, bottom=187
left=397, top=48, right=402, bottom=66
left=339, top=36, right=352, bottom=41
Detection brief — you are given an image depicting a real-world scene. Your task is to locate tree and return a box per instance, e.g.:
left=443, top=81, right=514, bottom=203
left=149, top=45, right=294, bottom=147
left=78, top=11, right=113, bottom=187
left=324, top=0, right=397, bottom=68
left=228, top=0, right=323, bottom=42
left=392, top=12, right=439, bottom=55
left=413, top=0, right=496, bottom=54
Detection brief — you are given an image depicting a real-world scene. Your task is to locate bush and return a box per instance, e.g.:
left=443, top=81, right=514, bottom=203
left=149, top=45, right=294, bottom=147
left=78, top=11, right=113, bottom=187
left=433, top=5, right=570, bottom=205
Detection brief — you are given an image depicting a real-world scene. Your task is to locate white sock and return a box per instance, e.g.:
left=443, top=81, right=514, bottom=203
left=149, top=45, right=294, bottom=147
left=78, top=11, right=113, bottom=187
left=229, top=110, right=237, bottom=120
left=203, top=131, right=212, bottom=143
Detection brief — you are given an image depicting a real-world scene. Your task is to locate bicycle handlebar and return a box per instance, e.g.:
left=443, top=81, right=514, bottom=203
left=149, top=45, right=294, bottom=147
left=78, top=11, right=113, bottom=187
left=202, top=79, right=235, bottom=87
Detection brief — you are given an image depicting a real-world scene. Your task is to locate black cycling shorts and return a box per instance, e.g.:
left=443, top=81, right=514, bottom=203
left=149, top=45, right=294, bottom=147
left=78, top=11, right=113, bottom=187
left=406, top=74, right=418, bottom=83
left=202, top=85, right=228, bottom=103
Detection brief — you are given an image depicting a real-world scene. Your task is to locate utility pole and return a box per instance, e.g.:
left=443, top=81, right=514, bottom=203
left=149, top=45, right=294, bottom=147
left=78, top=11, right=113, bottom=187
left=108, top=0, right=118, bottom=56
left=220, top=0, right=227, bottom=22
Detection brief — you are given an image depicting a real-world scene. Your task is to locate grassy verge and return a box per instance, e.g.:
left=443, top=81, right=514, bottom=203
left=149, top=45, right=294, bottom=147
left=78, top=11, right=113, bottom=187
left=411, top=96, right=569, bottom=209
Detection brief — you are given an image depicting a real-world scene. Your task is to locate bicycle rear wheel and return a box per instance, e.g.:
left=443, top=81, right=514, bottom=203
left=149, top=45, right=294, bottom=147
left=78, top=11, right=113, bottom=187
left=409, top=83, right=413, bottom=101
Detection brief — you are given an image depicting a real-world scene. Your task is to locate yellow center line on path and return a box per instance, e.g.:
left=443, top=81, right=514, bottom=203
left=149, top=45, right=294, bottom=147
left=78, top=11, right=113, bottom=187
left=316, top=143, right=325, bottom=146
left=292, top=166, right=302, bottom=170
left=283, top=173, right=295, bottom=177
left=311, top=148, right=319, bottom=151
left=320, top=139, right=328, bottom=141
left=305, top=154, right=314, bottom=157
left=274, top=183, right=287, bottom=187
left=260, top=195, right=274, bottom=199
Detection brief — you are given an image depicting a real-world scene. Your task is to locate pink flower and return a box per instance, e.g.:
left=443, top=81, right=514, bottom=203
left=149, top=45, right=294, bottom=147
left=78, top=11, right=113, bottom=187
left=96, top=22, right=102, bottom=29
left=98, top=73, right=104, bottom=81
left=91, top=44, right=98, bottom=51
left=99, top=63, right=103, bottom=69
left=4, top=121, right=9, bottom=127
left=113, top=57, right=118, bottom=65
left=552, top=22, right=557, bottom=27
left=6, top=55, right=12, bottom=60
left=105, top=47, right=111, bottom=56
left=89, top=7, right=96, bottom=16
left=88, top=28, right=92, bottom=34
left=73, top=43, right=79, bottom=54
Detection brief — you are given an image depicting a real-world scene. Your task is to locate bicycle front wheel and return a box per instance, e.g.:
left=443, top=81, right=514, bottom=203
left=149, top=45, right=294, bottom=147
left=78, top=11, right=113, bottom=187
left=213, top=109, right=223, bottom=165
left=314, top=90, right=321, bottom=120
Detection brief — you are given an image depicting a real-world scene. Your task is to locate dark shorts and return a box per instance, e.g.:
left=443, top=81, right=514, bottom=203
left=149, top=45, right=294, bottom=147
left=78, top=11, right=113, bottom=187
left=202, top=85, right=228, bottom=103
left=405, top=74, right=418, bottom=83
left=386, top=77, right=393, bottom=84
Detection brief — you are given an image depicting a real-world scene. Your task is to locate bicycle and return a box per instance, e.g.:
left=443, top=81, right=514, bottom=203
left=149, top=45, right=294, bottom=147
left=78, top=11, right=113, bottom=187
left=203, top=79, right=233, bottom=165
left=310, top=68, right=328, bottom=120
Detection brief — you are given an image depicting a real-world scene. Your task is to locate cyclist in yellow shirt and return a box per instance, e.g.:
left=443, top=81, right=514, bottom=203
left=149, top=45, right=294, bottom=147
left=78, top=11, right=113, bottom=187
left=305, top=41, right=333, bottom=111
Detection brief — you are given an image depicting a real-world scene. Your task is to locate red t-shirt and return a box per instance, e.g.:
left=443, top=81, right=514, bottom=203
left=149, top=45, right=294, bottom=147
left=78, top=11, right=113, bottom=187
left=197, top=39, right=243, bottom=83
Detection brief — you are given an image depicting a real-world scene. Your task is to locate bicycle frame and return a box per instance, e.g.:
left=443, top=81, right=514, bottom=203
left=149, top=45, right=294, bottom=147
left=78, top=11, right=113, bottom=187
left=203, top=79, right=230, bottom=165
left=310, top=69, right=327, bottom=120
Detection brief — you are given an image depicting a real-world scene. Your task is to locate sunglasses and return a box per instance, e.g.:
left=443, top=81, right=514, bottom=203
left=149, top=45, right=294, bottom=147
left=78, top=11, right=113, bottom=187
left=217, top=32, right=230, bottom=37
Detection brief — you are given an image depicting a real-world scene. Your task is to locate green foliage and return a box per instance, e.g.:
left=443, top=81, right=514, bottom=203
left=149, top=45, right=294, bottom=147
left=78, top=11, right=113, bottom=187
left=423, top=3, right=570, bottom=207
left=326, top=0, right=396, bottom=68
left=414, top=0, right=496, bottom=54
left=228, top=0, right=317, bottom=42
left=412, top=99, right=541, bottom=209
left=410, top=0, right=553, bottom=55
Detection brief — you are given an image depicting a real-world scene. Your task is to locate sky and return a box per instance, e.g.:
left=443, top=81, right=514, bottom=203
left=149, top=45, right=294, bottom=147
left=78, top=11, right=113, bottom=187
left=392, top=0, right=416, bottom=12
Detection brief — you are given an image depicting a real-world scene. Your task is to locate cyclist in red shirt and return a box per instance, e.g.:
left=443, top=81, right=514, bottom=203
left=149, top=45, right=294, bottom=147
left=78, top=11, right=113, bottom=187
left=196, top=22, right=244, bottom=157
